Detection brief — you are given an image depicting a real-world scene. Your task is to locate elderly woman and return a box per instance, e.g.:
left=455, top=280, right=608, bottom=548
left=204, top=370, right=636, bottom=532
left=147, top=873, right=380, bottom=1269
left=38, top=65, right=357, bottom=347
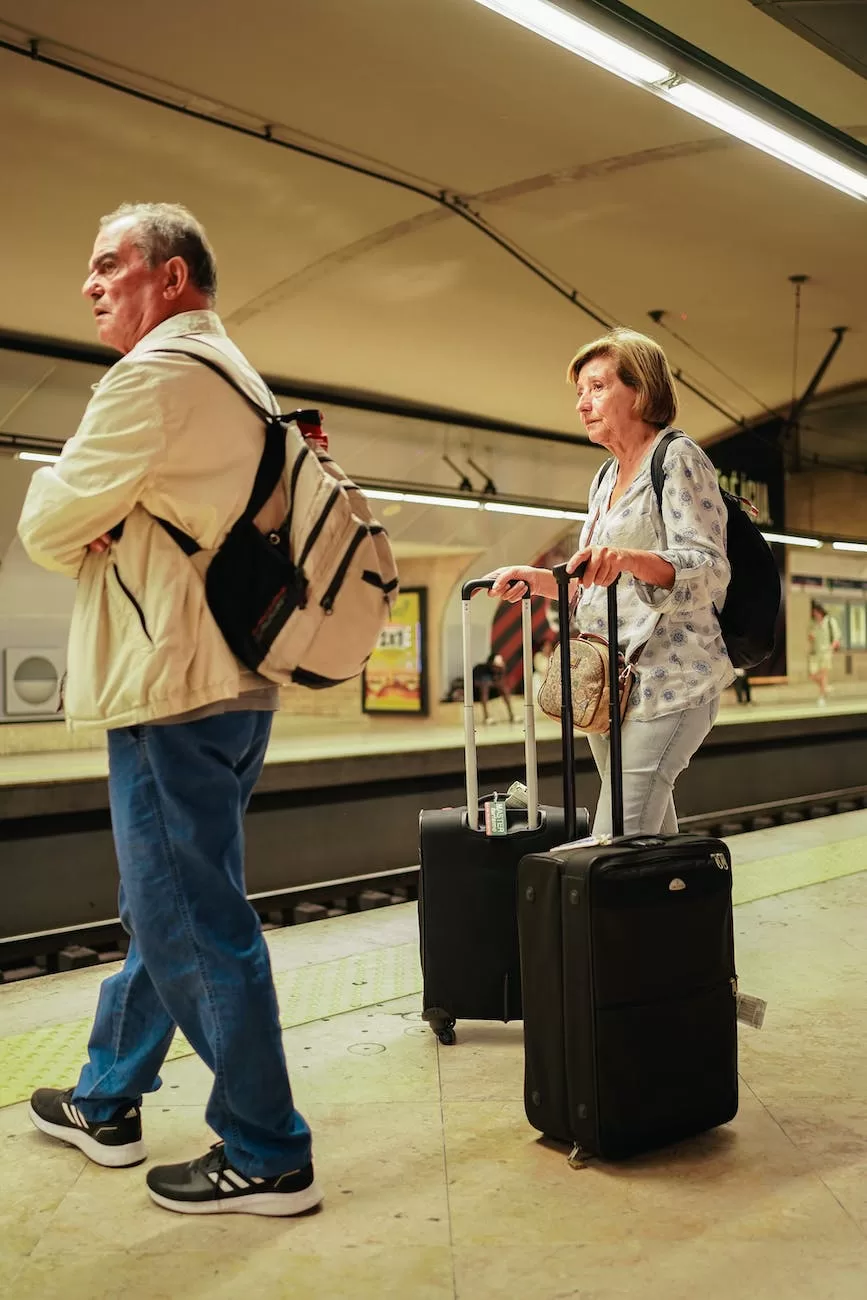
left=489, top=328, right=733, bottom=836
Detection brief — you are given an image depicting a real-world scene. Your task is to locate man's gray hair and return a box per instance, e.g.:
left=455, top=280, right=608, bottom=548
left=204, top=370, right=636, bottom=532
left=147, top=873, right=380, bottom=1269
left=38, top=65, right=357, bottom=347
left=100, top=202, right=218, bottom=299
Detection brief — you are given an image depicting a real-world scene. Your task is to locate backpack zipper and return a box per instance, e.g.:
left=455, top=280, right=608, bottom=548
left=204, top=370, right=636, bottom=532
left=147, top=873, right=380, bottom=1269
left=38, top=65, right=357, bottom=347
left=321, top=525, right=367, bottom=613
left=283, top=442, right=310, bottom=540
left=298, top=485, right=340, bottom=569
left=112, top=564, right=153, bottom=644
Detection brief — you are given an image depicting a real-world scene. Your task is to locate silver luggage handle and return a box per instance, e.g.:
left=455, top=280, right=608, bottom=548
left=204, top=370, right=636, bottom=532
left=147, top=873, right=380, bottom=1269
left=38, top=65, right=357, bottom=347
left=461, top=578, right=538, bottom=832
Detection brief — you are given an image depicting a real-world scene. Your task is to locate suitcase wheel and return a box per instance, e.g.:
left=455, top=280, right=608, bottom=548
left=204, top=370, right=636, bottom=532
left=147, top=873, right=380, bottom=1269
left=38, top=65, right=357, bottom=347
left=422, top=1008, right=457, bottom=1045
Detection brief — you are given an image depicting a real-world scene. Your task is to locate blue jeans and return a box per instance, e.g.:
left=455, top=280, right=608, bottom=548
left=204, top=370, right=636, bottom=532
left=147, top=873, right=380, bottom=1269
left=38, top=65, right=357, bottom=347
left=72, top=711, right=311, bottom=1177
left=588, top=699, right=719, bottom=837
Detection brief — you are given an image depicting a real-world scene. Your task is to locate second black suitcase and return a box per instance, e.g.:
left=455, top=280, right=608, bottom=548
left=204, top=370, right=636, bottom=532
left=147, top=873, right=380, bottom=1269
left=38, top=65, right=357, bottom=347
left=418, top=578, right=589, bottom=1044
left=518, top=564, right=738, bottom=1160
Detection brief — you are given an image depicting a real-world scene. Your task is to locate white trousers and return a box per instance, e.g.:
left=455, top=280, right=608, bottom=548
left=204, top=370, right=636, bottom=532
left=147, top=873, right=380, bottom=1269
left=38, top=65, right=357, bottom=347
left=587, top=699, right=720, bottom=837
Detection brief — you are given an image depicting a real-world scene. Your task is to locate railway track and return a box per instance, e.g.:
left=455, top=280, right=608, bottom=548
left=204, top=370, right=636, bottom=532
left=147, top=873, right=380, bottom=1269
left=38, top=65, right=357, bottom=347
left=3, top=784, right=865, bottom=984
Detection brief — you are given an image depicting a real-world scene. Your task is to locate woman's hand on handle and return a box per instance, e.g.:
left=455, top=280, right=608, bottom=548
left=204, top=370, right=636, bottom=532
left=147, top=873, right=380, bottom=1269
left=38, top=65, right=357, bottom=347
left=567, top=546, right=675, bottom=591
left=566, top=546, right=626, bottom=588
left=485, top=566, right=556, bottom=602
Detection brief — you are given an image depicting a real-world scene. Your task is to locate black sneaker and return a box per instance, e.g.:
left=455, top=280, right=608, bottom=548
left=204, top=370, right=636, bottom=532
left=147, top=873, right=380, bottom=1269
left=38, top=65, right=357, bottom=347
left=146, top=1142, right=323, bottom=1217
left=29, top=1087, right=147, bottom=1168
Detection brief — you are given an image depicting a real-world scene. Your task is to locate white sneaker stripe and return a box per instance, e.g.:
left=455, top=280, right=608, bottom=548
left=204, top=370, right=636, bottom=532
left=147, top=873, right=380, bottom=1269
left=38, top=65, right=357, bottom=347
left=222, top=1169, right=249, bottom=1189
left=206, top=1171, right=221, bottom=1187
left=73, top=1105, right=88, bottom=1129
left=218, top=1177, right=237, bottom=1194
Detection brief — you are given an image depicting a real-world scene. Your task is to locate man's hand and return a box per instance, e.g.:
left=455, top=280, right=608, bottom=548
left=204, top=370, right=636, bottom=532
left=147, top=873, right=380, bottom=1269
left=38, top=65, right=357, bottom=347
left=87, top=533, right=113, bottom=554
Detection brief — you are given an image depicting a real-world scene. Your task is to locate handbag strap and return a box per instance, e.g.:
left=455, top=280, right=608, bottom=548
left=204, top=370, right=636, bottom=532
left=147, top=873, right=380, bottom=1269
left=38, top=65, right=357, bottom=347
left=571, top=505, right=652, bottom=672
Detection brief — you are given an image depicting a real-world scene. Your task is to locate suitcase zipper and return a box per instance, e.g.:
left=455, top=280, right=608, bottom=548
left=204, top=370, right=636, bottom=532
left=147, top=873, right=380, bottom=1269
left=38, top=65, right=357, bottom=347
left=600, top=848, right=728, bottom=875
left=597, top=974, right=738, bottom=1014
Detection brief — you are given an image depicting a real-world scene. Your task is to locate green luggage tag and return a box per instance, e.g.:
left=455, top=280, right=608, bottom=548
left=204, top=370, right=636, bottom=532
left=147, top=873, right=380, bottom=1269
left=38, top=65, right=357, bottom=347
left=485, top=795, right=509, bottom=837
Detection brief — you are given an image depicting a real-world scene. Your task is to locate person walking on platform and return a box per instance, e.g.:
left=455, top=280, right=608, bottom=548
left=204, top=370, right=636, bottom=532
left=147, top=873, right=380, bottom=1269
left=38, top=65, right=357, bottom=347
left=487, top=328, right=733, bottom=836
left=807, top=602, right=841, bottom=706
left=473, top=651, right=516, bottom=724
left=18, top=203, right=321, bottom=1218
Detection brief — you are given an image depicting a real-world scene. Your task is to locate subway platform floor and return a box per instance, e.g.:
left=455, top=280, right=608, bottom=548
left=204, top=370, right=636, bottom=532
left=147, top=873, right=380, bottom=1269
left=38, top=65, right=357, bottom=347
left=1, top=813, right=867, bottom=1298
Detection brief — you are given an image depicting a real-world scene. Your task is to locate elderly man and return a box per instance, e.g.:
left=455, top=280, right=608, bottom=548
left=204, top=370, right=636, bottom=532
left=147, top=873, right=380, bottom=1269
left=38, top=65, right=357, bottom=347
left=18, top=203, right=321, bottom=1218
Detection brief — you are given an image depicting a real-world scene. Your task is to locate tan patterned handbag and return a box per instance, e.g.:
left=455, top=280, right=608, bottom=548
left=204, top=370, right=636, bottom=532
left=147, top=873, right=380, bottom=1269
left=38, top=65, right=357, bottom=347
left=537, top=633, right=636, bottom=735
left=537, top=515, right=639, bottom=734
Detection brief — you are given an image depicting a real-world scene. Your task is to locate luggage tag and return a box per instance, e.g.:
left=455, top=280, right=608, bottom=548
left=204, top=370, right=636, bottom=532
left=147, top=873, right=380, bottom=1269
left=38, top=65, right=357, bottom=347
left=735, top=991, right=768, bottom=1030
left=484, top=795, right=509, bottom=837
left=552, top=834, right=611, bottom=852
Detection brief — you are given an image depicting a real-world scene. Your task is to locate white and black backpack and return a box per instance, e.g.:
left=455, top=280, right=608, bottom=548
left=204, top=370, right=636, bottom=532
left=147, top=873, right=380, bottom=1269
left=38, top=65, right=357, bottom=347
left=151, top=342, right=399, bottom=688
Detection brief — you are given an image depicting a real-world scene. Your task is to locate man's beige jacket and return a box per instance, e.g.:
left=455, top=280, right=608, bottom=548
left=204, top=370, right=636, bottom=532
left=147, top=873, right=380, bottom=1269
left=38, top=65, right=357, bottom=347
left=18, top=310, right=278, bottom=730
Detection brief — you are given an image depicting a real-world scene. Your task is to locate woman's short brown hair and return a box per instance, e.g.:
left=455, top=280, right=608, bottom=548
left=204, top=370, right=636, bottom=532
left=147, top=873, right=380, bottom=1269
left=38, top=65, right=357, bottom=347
left=566, top=328, right=678, bottom=428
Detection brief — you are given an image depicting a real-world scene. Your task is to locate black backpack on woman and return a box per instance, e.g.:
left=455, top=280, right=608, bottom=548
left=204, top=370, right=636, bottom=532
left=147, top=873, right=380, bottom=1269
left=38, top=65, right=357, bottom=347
left=594, top=430, right=781, bottom=671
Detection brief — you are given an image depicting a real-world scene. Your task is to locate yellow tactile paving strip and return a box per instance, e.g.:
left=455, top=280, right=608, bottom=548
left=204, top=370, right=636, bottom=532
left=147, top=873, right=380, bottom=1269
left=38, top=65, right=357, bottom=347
left=732, top=834, right=867, bottom=907
left=0, top=941, right=422, bottom=1109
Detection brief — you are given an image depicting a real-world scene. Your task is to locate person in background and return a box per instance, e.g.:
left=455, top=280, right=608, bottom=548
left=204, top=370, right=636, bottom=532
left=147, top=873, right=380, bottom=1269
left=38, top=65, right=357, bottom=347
left=18, top=202, right=320, bottom=1218
left=807, top=602, right=841, bottom=706
left=473, top=651, right=515, bottom=725
left=732, top=667, right=752, bottom=705
left=486, top=328, right=733, bottom=836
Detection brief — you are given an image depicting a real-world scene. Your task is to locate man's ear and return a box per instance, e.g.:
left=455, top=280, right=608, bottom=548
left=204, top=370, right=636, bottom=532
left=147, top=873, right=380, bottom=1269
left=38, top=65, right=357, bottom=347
left=163, top=256, right=190, bottom=300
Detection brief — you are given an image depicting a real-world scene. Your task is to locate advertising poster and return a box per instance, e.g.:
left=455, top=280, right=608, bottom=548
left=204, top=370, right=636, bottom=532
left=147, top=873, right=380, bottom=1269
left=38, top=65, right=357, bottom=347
left=362, top=588, right=428, bottom=714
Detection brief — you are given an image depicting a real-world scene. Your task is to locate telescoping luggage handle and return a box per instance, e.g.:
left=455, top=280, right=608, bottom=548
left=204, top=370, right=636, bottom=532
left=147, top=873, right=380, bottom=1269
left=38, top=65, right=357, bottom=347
left=461, top=579, right=538, bottom=832
left=552, top=564, right=624, bottom=839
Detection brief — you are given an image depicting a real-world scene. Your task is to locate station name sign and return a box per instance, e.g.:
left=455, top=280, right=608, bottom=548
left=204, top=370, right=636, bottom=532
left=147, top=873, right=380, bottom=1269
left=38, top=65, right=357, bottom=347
left=715, top=469, right=772, bottom=525
left=707, top=423, right=785, bottom=531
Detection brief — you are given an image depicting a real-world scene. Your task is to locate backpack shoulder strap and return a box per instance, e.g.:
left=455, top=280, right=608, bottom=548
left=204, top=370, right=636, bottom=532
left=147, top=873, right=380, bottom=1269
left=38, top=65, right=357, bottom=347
left=590, top=457, right=614, bottom=501
left=649, top=430, right=685, bottom=512
left=148, top=338, right=277, bottom=422
left=146, top=341, right=293, bottom=554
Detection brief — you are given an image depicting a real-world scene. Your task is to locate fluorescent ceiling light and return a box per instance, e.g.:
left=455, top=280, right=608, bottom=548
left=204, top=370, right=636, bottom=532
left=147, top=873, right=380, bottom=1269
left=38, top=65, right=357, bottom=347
left=664, top=83, right=867, bottom=201
left=473, top=0, right=671, bottom=85
left=364, top=486, right=587, bottom=521
left=16, top=451, right=60, bottom=463
left=484, top=501, right=589, bottom=521
left=833, top=541, right=867, bottom=554
left=761, top=531, right=822, bottom=549
left=365, top=489, right=481, bottom=510
left=470, top=0, right=867, bottom=202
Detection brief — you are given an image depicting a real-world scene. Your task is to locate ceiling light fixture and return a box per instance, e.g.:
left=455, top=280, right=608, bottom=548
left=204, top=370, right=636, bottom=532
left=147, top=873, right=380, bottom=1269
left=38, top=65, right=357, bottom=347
left=832, top=541, right=867, bottom=554
left=484, top=501, right=589, bottom=521
left=473, top=0, right=671, bottom=85
left=663, top=83, right=867, bottom=202
left=365, top=489, right=482, bottom=511
left=16, top=451, right=61, bottom=464
left=471, top=0, right=867, bottom=201
left=364, top=486, right=588, bottom=521
left=761, top=531, right=822, bottom=549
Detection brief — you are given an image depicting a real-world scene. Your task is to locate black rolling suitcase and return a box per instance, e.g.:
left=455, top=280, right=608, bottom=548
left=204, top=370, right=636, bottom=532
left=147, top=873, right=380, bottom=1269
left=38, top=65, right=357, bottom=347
left=418, top=578, right=589, bottom=1044
left=518, top=564, right=738, bottom=1159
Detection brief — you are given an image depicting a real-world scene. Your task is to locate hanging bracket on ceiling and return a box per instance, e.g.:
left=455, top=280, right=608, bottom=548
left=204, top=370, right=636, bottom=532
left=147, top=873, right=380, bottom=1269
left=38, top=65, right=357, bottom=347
left=442, top=454, right=474, bottom=492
